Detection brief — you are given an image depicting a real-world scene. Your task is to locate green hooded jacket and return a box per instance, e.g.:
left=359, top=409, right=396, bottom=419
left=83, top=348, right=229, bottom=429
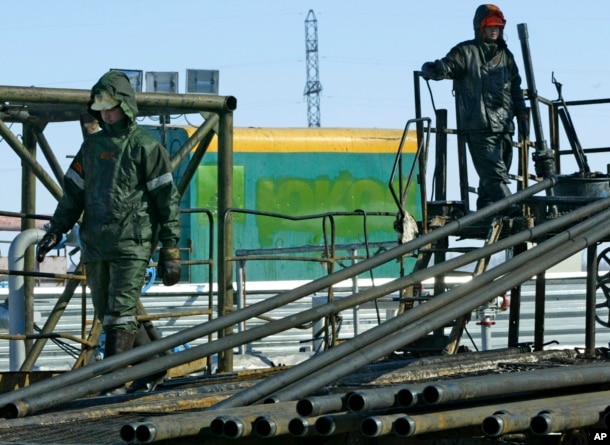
left=49, top=70, right=181, bottom=262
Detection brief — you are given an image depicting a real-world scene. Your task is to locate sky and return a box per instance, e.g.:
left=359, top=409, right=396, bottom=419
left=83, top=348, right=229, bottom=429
left=1, top=0, right=610, bottom=246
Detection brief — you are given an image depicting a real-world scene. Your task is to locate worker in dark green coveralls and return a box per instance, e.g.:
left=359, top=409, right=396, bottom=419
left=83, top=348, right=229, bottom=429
left=421, top=4, right=528, bottom=216
left=36, top=70, right=182, bottom=394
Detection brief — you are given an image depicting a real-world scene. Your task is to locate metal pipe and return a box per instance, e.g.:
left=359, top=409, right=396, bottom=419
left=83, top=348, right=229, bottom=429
left=361, top=413, right=405, bottom=437
left=530, top=407, right=604, bottom=436
left=483, top=391, right=610, bottom=437
left=0, top=215, right=47, bottom=231
left=260, top=204, right=610, bottom=403
left=123, top=401, right=296, bottom=443
left=533, top=271, right=546, bottom=351
left=254, top=415, right=293, bottom=438
left=209, top=415, right=232, bottom=437
left=508, top=243, right=527, bottom=346
left=30, top=181, right=564, bottom=410
left=119, top=422, right=140, bottom=443
left=33, top=129, right=65, bottom=186
left=215, top=401, right=297, bottom=439
left=8, top=228, right=46, bottom=371
left=288, top=416, right=320, bottom=437
left=422, top=362, right=610, bottom=405
left=482, top=409, right=537, bottom=437
left=296, top=394, right=347, bottom=417
left=0, top=204, right=431, bottom=411
left=395, top=390, right=610, bottom=438
left=0, top=85, right=237, bottom=113
left=394, top=406, right=511, bottom=437
left=131, top=412, right=224, bottom=444
left=517, top=23, right=556, bottom=179
left=170, top=112, right=218, bottom=172
left=176, top=129, right=216, bottom=197
left=395, top=384, right=430, bottom=408
left=215, top=188, right=603, bottom=409
left=222, top=416, right=254, bottom=439
left=345, top=387, right=402, bottom=412
left=19, top=273, right=82, bottom=371
left=0, top=179, right=560, bottom=413
left=585, top=244, right=598, bottom=355
left=217, top=110, right=234, bottom=372
left=315, top=412, right=362, bottom=436
left=0, top=118, right=63, bottom=201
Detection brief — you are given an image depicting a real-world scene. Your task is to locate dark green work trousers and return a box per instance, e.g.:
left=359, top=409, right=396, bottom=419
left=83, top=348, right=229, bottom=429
left=465, top=132, right=514, bottom=210
left=86, top=259, right=148, bottom=334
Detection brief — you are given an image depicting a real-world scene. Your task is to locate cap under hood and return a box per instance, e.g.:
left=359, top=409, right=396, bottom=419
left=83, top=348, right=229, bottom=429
left=87, top=70, right=139, bottom=123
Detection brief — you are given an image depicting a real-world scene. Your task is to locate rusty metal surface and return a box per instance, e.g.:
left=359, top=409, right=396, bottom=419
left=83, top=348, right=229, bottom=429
left=0, top=416, right=136, bottom=444
left=0, top=350, right=604, bottom=444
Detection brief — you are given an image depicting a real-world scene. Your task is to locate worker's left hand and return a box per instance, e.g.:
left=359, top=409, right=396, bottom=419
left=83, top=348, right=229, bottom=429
left=158, top=247, right=181, bottom=286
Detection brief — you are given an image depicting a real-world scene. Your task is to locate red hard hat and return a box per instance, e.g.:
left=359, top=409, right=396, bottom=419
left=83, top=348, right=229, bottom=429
left=481, top=13, right=506, bottom=28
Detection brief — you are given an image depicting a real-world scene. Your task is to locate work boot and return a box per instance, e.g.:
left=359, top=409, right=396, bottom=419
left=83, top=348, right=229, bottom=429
left=98, top=329, right=137, bottom=396
left=126, top=324, right=167, bottom=393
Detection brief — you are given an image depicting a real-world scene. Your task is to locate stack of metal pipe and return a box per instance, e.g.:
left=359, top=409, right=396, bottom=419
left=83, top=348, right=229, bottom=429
left=116, top=356, right=610, bottom=443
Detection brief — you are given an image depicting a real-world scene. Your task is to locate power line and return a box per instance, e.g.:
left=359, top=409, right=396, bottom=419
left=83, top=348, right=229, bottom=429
left=304, top=9, right=322, bottom=127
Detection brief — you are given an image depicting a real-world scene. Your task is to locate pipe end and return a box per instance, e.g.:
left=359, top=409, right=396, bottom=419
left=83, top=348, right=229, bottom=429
left=346, top=391, right=366, bottom=412
left=360, top=416, right=383, bottom=437
left=296, top=398, right=315, bottom=417
left=482, top=415, right=505, bottom=437
left=421, top=385, right=442, bottom=404
left=315, top=416, right=335, bottom=436
left=255, top=417, right=276, bottom=438
left=288, top=417, right=310, bottom=437
left=397, top=388, right=418, bottom=407
left=530, top=413, right=553, bottom=436
left=393, top=416, right=416, bottom=437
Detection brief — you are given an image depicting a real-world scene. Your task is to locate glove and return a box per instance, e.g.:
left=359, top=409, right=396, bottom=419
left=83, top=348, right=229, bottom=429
left=36, top=232, right=60, bottom=262
left=157, top=247, right=181, bottom=286
left=420, top=61, right=441, bottom=80
left=517, top=113, right=529, bottom=140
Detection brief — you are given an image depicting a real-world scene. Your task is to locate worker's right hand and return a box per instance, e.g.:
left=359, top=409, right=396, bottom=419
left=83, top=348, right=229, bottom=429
left=420, top=61, right=440, bottom=80
left=36, top=232, right=60, bottom=262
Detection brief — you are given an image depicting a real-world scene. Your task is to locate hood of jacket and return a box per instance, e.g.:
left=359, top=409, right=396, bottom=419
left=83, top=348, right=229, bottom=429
left=87, top=70, right=138, bottom=124
left=473, top=4, right=506, bottom=43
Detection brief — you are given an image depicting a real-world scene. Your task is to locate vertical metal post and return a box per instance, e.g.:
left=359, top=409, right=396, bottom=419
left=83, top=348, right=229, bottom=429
left=508, top=243, right=527, bottom=347
left=432, top=109, right=448, bottom=338
left=533, top=272, right=546, bottom=351
left=585, top=244, right=597, bottom=356
left=236, top=259, right=245, bottom=355
left=350, top=248, right=360, bottom=336
left=517, top=23, right=556, bottom=179
left=217, top=111, right=234, bottom=372
left=517, top=109, right=530, bottom=191
left=453, top=92, right=471, bottom=211
left=34, top=127, right=64, bottom=186
left=548, top=102, right=562, bottom=175
left=479, top=316, right=494, bottom=351
left=413, top=71, right=429, bottom=234
left=433, top=109, right=447, bottom=201
left=22, top=124, right=37, bottom=353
